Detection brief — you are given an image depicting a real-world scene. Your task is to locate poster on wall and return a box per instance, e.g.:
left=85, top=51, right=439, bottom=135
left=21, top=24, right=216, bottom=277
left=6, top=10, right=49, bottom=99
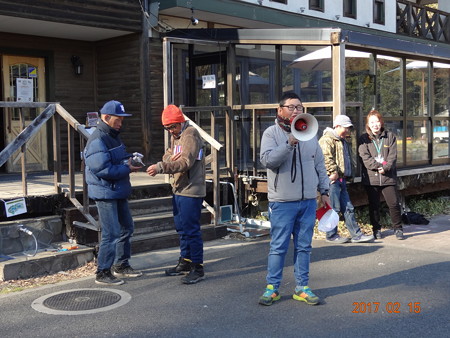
left=16, top=78, right=34, bottom=102
left=202, top=75, right=216, bottom=89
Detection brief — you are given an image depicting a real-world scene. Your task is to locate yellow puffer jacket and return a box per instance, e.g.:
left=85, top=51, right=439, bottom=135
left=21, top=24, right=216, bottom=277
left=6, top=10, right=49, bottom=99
left=319, top=128, right=354, bottom=179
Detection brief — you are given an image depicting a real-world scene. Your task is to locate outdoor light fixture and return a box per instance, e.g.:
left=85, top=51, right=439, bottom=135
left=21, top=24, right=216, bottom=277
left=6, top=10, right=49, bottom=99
left=71, top=55, right=83, bottom=76
left=299, top=7, right=305, bottom=13
left=335, top=15, right=340, bottom=20
left=190, top=8, right=199, bottom=26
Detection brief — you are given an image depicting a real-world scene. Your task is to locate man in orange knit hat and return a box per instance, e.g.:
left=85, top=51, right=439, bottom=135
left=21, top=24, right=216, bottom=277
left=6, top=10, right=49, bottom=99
left=147, top=105, right=206, bottom=284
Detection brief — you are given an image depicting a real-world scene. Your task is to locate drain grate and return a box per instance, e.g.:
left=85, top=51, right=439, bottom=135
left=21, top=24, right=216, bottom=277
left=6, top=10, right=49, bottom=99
left=43, top=289, right=121, bottom=311
left=32, top=288, right=131, bottom=315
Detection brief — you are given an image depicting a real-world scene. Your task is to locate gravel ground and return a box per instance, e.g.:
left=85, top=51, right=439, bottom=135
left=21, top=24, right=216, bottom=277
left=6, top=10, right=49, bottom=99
left=0, top=261, right=97, bottom=294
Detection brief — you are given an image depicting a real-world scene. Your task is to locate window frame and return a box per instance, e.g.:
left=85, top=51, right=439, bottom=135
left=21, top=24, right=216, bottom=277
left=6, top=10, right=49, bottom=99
left=309, top=0, right=324, bottom=12
left=343, top=0, right=357, bottom=19
left=373, top=0, right=385, bottom=25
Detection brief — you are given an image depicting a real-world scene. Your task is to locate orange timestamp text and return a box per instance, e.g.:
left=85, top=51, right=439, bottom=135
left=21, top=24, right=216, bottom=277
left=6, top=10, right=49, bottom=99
left=352, top=302, right=421, bottom=314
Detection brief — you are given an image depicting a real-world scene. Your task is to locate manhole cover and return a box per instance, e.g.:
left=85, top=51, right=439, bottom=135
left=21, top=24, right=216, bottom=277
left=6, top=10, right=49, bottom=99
left=32, top=288, right=131, bottom=315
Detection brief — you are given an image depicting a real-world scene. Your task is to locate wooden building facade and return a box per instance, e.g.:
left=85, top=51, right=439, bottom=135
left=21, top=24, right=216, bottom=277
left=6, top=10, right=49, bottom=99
left=0, top=0, right=166, bottom=174
left=1, top=0, right=449, bottom=205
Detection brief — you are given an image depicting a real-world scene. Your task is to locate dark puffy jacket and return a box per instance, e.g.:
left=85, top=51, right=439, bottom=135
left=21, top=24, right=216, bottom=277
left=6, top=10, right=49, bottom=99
left=358, top=130, right=398, bottom=186
left=84, top=120, right=132, bottom=200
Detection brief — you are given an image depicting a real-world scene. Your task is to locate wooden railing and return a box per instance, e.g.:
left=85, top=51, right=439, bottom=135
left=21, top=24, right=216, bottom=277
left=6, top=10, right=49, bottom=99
left=397, top=0, right=450, bottom=43
left=0, top=102, right=97, bottom=228
left=180, top=106, right=231, bottom=227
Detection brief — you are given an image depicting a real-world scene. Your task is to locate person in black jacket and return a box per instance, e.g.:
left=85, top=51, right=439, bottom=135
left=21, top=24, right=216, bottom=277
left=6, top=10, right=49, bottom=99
left=358, top=110, right=405, bottom=240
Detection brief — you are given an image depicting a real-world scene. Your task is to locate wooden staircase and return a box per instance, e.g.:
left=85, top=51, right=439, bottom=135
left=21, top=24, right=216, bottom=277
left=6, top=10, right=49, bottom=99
left=63, top=182, right=228, bottom=254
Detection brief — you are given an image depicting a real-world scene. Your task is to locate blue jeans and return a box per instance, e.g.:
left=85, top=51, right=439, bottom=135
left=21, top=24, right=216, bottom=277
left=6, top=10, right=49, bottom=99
left=173, top=195, right=204, bottom=264
left=96, top=199, right=134, bottom=272
left=266, top=199, right=316, bottom=289
left=326, top=179, right=361, bottom=240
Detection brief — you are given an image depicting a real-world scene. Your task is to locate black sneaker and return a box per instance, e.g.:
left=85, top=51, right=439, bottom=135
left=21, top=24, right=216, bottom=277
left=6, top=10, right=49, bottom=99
left=165, top=257, right=192, bottom=276
left=95, top=270, right=124, bottom=285
left=374, top=230, right=383, bottom=239
left=395, top=230, right=405, bottom=240
left=112, top=265, right=143, bottom=278
left=181, top=264, right=205, bottom=284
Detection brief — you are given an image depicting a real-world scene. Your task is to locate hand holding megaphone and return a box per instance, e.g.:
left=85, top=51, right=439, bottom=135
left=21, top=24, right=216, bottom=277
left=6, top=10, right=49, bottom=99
left=290, top=113, right=319, bottom=141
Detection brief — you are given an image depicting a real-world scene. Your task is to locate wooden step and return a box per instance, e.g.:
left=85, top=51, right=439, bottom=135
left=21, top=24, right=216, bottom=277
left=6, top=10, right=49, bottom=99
left=131, top=224, right=229, bottom=254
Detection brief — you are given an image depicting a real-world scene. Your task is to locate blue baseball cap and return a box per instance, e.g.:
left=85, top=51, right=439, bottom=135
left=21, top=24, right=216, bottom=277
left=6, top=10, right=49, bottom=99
left=100, top=100, right=132, bottom=117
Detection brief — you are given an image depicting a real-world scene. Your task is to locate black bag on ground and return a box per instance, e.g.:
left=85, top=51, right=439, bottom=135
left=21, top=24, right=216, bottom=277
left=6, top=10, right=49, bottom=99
left=402, top=211, right=430, bottom=225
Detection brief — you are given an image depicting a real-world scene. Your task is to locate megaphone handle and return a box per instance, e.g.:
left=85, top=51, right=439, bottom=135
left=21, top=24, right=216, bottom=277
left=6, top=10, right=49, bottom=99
left=288, top=134, right=298, bottom=146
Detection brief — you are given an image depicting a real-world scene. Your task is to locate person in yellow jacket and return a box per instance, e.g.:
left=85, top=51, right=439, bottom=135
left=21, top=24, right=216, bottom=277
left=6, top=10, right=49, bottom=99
left=319, top=114, right=374, bottom=244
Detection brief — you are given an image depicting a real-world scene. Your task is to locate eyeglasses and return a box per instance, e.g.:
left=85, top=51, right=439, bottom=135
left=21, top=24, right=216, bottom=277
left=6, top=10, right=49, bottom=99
left=164, top=124, right=178, bottom=131
left=280, top=105, right=304, bottom=112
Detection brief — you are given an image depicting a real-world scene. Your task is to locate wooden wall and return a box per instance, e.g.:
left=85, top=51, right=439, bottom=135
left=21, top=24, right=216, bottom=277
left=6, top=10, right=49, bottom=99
left=96, top=34, right=144, bottom=155
left=148, top=37, right=165, bottom=163
left=0, top=32, right=97, bottom=170
left=0, top=31, right=152, bottom=171
left=0, top=0, right=141, bottom=32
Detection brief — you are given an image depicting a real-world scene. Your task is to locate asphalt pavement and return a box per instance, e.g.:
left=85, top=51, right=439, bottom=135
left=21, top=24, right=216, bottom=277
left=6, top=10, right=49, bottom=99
left=1, top=214, right=450, bottom=338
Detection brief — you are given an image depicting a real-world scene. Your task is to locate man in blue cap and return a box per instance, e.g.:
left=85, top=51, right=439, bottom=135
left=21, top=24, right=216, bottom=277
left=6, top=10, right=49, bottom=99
left=84, top=100, right=143, bottom=285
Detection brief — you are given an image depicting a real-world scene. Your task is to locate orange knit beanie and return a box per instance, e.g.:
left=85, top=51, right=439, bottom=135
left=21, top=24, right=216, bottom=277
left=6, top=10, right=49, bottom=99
left=161, top=105, right=185, bottom=125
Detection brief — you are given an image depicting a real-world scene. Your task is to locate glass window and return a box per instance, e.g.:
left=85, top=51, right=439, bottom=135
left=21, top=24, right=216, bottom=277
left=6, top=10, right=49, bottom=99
left=433, top=62, right=450, bottom=117
left=9, top=63, right=40, bottom=120
left=235, top=45, right=275, bottom=105
left=344, top=0, right=357, bottom=19
left=282, top=45, right=332, bottom=102
left=384, top=120, right=404, bottom=166
left=433, top=119, right=449, bottom=159
left=376, top=55, right=401, bottom=116
left=345, top=50, right=375, bottom=113
left=405, top=120, right=429, bottom=163
left=405, top=59, right=429, bottom=117
left=309, top=0, right=324, bottom=12
left=373, top=0, right=385, bottom=25
left=234, top=45, right=276, bottom=171
left=432, top=62, right=450, bottom=160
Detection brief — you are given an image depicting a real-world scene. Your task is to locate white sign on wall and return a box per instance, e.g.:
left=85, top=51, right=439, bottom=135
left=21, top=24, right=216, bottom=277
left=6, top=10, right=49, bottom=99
left=202, top=75, right=216, bottom=89
left=16, top=78, right=34, bottom=102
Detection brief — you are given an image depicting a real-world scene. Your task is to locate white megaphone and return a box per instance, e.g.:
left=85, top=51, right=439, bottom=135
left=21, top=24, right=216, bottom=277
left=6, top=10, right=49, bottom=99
left=290, top=113, right=318, bottom=141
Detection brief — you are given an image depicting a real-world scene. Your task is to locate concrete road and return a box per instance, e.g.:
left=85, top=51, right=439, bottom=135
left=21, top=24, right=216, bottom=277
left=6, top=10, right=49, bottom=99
left=1, top=214, right=449, bottom=338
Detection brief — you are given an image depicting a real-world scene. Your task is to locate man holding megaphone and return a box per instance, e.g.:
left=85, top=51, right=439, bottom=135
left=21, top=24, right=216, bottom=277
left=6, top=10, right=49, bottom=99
left=259, top=92, right=330, bottom=306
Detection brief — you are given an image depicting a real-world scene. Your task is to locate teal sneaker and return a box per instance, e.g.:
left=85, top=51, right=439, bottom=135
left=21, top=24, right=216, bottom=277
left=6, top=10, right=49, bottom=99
left=293, top=286, right=320, bottom=305
left=259, top=284, right=281, bottom=306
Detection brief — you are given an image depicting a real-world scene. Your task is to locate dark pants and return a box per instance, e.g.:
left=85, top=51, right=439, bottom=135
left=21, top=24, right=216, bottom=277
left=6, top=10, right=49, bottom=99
left=364, top=185, right=403, bottom=232
left=173, top=195, right=204, bottom=264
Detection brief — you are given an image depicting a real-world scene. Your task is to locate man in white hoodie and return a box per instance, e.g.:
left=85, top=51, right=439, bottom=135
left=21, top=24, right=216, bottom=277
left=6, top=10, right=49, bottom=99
left=319, top=115, right=374, bottom=244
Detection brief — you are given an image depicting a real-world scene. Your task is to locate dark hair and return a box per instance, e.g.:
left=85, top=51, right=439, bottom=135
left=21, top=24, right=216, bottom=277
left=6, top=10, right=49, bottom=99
left=365, top=109, right=385, bottom=139
left=279, top=92, right=301, bottom=106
